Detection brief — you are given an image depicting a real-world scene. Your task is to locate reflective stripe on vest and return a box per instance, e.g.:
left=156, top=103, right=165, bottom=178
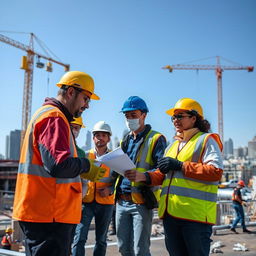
left=83, top=149, right=114, bottom=205
left=120, top=130, right=162, bottom=204
left=158, top=132, right=220, bottom=224
left=13, top=105, right=82, bottom=224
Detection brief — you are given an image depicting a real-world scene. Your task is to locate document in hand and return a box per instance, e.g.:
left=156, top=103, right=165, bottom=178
left=96, top=147, right=136, bottom=176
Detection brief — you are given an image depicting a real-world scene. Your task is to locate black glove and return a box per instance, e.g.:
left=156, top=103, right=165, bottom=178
left=157, top=157, right=183, bottom=174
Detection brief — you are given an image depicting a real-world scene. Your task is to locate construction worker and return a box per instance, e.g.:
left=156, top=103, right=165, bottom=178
left=230, top=180, right=251, bottom=233
left=70, top=116, right=86, bottom=157
left=12, top=71, right=106, bottom=256
left=72, top=121, right=116, bottom=256
left=115, top=96, right=166, bottom=256
left=1, top=227, right=13, bottom=250
left=128, top=98, right=224, bottom=256
left=70, top=116, right=89, bottom=197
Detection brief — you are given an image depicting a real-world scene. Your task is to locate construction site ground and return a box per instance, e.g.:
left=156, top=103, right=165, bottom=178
left=85, top=221, right=256, bottom=256
left=1, top=215, right=256, bottom=255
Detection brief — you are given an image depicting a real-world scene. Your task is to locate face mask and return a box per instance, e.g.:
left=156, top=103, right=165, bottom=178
left=126, top=118, right=140, bottom=131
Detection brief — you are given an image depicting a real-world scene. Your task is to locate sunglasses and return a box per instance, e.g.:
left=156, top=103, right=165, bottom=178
left=171, top=114, right=192, bottom=122
left=73, top=87, right=91, bottom=104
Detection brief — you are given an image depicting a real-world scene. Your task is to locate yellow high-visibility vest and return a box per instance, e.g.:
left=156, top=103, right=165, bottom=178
left=158, top=132, right=222, bottom=224
left=115, top=130, right=163, bottom=204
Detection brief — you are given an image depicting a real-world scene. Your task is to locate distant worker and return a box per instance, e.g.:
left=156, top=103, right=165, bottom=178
left=116, top=96, right=166, bottom=256
left=128, top=98, right=224, bottom=256
left=230, top=180, right=251, bottom=233
left=12, top=71, right=106, bottom=256
left=1, top=227, right=13, bottom=250
left=72, top=121, right=116, bottom=256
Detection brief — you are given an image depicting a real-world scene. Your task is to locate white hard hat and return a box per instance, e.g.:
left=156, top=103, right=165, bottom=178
left=92, top=121, right=112, bottom=136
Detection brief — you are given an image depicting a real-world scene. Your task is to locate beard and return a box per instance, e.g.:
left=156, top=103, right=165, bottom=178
left=73, top=111, right=82, bottom=118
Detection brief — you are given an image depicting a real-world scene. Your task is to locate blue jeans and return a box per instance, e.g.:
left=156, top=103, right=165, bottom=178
left=72, top=202, right=114, bottom=256
left=116, top=200, right=153, bottom=256
left=163, top=215, right=212, bottom=256
left=231, top=203, right=246, bottom=229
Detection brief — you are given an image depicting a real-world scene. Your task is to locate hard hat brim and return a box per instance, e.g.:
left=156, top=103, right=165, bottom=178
left=166, top=108, right=188, bottom=116
left=90, top=93, right=100, bottom=100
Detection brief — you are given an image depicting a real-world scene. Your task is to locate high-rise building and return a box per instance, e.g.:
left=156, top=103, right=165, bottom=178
left=224, top=138, right=234, bottom=158
left=234, top=147, right=244, bottom=158
left=82, top=130, right=92, bottom=152
left=5, top=129, right=21, bottom=160
left=248, top=136, right=256, bottom=159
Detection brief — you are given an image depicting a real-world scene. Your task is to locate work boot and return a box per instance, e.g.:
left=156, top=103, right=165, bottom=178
left=243, top=228, right=251, bottom=233
left=230, top=228, right=238, bottom=234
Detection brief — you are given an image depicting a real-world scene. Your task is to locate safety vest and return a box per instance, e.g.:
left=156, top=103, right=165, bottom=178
left=116, top=130, right=162, bottom=204
left=13, top=105, right=82, bottom=224
left=158, top=132, right=222, bottom=224
left=83, top=149, right=114, bottom=205
left=1, top=235, right=11, bottom=246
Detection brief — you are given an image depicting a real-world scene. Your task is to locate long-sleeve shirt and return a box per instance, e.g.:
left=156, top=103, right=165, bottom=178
left=38, top=97, right=90, bottom=178
left=149, top=135, right=223, bottom=185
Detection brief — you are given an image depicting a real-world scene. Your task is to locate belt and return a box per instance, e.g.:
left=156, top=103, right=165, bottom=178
left=119, top=193, right=132, bottom=201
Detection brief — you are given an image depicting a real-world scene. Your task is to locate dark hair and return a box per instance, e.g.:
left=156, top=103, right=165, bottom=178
left=58, top=85, right=81, bottom=97
left=187, top=111, right=211, bottom=133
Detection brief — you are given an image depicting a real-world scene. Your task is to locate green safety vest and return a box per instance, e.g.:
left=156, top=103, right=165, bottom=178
left=158, top=132, right=221, bottom=224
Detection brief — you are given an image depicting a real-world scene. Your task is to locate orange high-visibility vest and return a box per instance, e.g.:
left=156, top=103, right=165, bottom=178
left=1, top=235, right=11, bottom=246
left=12, top=105, right=82, bottom=224
left=83, top=149, right=114, bottom=205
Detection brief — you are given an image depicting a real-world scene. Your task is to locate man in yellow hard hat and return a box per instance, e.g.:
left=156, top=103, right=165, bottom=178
left=13, top=71, right=106, bottom=256
left=1, top=228, right=13, bottom=250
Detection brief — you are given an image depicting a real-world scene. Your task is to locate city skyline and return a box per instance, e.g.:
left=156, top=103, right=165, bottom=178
left=3, top=127, right=256, bottom=160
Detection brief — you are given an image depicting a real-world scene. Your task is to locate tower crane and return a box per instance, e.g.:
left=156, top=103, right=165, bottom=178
left=0, top=32, right=70, bottom=143
left=162, top=56, right=254, bottom=143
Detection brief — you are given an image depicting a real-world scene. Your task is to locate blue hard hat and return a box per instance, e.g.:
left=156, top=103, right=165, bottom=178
left=121, top=96, right=149, bottom=113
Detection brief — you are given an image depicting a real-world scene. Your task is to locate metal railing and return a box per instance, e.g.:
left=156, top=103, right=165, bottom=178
left=213, top=199, right=256, bottom=234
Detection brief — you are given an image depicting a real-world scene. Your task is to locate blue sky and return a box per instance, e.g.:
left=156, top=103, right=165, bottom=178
left=0, top=0, right=255, bottom=157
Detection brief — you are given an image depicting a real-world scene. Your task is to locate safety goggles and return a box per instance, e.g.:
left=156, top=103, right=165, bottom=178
left=171, top=114, right=192, bottom=122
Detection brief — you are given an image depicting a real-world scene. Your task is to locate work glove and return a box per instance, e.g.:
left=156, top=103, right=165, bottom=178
left=80, top=159, right=106, bottom=181
left=157, top=157, right=183, bottom=174
left=242, top=201, right=247, bottom=207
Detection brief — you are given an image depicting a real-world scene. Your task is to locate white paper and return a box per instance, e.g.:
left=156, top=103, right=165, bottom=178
left=96, top=147, right=136, bottom=176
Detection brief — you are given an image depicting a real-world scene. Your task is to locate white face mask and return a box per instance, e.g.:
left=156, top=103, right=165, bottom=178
left=126, top=118, right=140, bottom=131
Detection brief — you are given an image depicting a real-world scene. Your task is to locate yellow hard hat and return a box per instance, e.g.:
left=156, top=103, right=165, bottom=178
left=71, top=117, right=85, bottom=128
left=56, top=71, right=100, bottom=100
left=166, top=98, right=204, bottom=118
left=5, top=228, right=13, bottom=233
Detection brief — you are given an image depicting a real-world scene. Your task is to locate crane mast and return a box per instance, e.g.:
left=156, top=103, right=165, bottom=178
left=0, top=33, right=70, bottom=142
left=162, top=56, right=254, bottom=143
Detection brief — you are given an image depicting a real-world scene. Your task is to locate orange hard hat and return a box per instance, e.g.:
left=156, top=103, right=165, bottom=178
left=238, top=180, right=245, bottom=187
